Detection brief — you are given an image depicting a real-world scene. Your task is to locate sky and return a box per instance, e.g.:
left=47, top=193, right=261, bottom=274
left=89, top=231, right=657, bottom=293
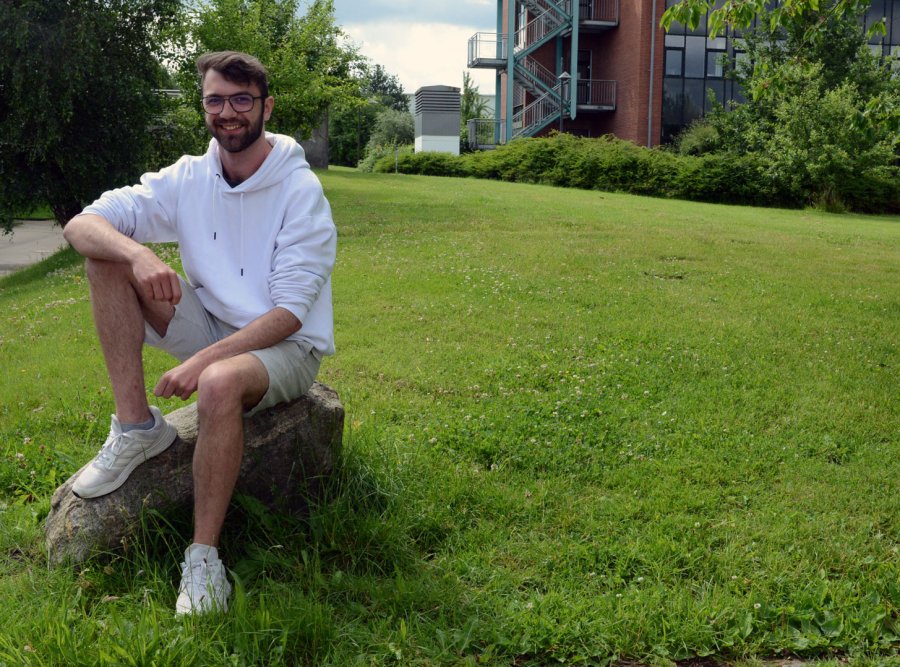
left=332, top=0, right=498, bottom=94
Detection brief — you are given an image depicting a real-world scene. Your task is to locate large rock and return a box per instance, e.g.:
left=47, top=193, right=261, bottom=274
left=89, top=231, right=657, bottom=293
left=45, top=383, right=343, bottom=566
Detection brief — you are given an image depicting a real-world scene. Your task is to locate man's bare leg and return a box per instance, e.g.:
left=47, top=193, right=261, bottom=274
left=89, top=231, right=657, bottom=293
left=191, top=354, right=269, bottom=547
left=84, top=258, right=175, bottom=424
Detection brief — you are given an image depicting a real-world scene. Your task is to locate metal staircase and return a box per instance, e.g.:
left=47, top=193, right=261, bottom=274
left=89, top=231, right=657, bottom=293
left=467, top=0, right=618, bottom=147
left=514, top=4, right=569, bottom=57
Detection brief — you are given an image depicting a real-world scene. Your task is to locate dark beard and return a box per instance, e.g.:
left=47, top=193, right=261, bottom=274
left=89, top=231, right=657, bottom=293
left=207, top=109, right=264, bottom=153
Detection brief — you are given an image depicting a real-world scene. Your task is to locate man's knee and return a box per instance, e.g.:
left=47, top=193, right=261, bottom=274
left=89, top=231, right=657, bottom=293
left=197, top=363, right=244, bottom=415
left=197, top=357, right=269, bottom=417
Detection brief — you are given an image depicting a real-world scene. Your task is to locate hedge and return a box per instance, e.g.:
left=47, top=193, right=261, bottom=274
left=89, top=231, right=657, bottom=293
left=372, top=134, right=898, bottom=214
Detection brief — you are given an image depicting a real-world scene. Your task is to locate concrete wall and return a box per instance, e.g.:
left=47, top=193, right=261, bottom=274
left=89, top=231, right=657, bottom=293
left=298, top=112, right=329, bottom=169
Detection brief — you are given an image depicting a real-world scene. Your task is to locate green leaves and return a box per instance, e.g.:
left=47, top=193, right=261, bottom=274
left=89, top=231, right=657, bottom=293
left=0, top=0, right=183, bottom=228
left=661, top=0, right=880, bottom=40
left=183, top=0, right=361, bottom=140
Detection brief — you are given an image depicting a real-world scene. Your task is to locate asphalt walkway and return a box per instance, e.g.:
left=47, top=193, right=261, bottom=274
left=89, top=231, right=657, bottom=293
left=0, top=219, right=69, bottom=277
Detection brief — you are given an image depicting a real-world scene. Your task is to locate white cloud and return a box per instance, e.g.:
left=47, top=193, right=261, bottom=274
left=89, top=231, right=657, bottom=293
left=335, top=0, right=494, bottom=29
left=343, top=20, right=497, bottom=94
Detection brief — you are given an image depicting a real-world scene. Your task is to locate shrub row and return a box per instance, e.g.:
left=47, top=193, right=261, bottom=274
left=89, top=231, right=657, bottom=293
left=372, top=133, right=900, bottom=213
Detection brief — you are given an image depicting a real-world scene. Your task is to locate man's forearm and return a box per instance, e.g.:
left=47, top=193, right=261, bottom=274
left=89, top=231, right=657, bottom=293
left=63, top=214, right=151, bottom=264
left=194, top=308, right=302, bottom=365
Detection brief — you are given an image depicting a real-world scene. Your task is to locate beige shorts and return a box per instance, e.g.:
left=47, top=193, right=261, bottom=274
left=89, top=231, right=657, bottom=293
left=143, top=277, right=320, bottom=416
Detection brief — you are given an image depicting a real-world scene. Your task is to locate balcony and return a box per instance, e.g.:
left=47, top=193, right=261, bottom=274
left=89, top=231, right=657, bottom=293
left=578, top=0, right=618, bottom=29
left=468, top=33, right=508, bottom=68
left=467, top=119, right=506, bottom=150
left=576, top=79, right=616, bottom=110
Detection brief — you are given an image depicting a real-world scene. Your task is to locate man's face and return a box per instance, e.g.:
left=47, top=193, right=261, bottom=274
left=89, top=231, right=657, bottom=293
left=202, top=69, right=273, bottom=154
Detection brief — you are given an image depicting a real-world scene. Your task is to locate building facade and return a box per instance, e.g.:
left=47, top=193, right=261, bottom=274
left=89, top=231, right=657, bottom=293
left=467, top=0, right=900, bottom=148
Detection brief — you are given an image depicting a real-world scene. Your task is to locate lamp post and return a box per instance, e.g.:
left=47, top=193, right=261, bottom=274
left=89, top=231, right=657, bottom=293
left=558, top=71, right=571, bottom=133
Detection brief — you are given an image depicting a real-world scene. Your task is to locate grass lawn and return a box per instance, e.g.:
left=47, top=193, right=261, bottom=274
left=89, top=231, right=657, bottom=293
left=0, top=168, right=898, bottom=665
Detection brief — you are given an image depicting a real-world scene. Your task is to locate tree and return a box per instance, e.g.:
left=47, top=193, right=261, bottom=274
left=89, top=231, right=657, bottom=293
left=661, top=0, right=885, bottom=42
left=181, top=0, right=361, bottom=140
left=460, top=71, right=490, bottom=134
left=329, top=61, right=409, bottom=167
left=675, top=2, right=899, bottom=209
left=362, top=64, right=408, bottom=112
left=367, top=108, right=415, bottom=148
left=0, top=0, right=182, bottom=229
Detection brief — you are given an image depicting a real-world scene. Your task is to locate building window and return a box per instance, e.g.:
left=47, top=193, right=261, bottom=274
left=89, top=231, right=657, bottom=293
left=706, top=50, right=726, bottom=77
left=666, top=48, right=683, bottom=76
left=684, top=36, right=706, bottom=77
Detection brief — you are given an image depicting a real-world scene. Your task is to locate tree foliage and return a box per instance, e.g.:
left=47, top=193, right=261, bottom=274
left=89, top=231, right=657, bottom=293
left=0, top=0, right=182, bottom=228
left=329, top=62, right=408, bottom=167
left=672, top=3, right=900, bottom=210
left=661, top=0, right=885, bottom=42
left=368, top=108, right=415, bottom=148
left=460, top=71, right=490, bottom=133
left=362, top=64, right=408, bottom=112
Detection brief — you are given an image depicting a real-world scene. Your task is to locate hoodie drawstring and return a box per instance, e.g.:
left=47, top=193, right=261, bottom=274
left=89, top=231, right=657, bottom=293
left=211, top=174, right=244, bottom=278
left=239, top=192, right=245, bottom=277
left=212, top=174, right=220, bottom=241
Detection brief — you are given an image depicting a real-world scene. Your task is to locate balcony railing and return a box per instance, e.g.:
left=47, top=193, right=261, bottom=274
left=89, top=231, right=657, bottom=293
left=578, top=0, right=618, bottom=23
left=468, top=32, right=508, bottom=67
left=467, top=119, right=506, bottom=149
left=576, top=79, right=616, bottom=108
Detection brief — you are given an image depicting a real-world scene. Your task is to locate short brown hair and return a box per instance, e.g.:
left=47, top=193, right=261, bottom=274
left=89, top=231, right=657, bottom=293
left=196, top=51, right=269, bottom=98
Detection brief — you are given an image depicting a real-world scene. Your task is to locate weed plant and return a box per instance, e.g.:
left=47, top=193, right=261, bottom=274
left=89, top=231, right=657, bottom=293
left=0, top=170, right=898, bottom=665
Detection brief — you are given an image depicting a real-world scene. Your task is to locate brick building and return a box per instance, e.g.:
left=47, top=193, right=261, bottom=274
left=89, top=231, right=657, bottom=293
left=467, top=0, right=900, bottom=148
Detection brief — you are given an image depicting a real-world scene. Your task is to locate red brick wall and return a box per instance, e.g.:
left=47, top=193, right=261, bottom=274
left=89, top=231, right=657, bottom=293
left=528, top=0, right=666, bottom=146
left=495, top=0, right=667, bottom=145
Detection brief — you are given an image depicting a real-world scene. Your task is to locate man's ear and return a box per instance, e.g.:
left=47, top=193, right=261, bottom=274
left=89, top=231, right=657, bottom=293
left=263, top=96, right=274, bottom=122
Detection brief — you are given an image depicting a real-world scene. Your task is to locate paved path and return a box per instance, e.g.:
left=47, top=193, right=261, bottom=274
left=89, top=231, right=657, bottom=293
left=0, top=219, right=68, bottom=277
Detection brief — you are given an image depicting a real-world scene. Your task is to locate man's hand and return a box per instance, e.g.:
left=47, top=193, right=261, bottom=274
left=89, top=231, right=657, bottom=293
left=154, top=355, right=208, bottom=400
left=133, top=249, right=182, bottom=305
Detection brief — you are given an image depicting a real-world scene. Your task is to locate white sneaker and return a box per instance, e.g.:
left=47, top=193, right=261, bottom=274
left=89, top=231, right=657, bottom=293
left=175, top=544, right=232, bottom=616
left=72, top=406, right=177, bottom=499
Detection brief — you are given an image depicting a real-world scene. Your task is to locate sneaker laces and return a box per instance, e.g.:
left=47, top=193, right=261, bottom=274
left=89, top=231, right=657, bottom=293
left=180, top=558, right=217, bottom=601
left=95, top=430, right=125, bottom=469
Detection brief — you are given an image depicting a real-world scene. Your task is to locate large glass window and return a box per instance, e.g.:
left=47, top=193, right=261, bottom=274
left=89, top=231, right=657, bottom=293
left=684, top=36, right=706, bottom=77
left=683, top=80, right=705, bottom=123
left=663, top=78, right=684, bottom=126
left=666, top=49, right=683, bottom=76
left=706, top=51, right=726, bottom=77
left=705, top=80, right=725, bottom=110
left=893, top=0, right=900, bottom=42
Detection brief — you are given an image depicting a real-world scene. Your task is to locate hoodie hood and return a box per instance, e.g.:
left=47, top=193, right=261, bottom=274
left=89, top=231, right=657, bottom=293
left=207, top=132, right=310, bottom=193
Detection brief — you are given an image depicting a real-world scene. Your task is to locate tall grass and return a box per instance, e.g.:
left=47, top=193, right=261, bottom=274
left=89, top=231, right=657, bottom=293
left=0, top=169, right=898, bottom=665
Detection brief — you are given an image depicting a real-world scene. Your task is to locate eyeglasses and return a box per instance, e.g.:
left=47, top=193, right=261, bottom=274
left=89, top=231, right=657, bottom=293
left=201, top=94, right=264, bottom=114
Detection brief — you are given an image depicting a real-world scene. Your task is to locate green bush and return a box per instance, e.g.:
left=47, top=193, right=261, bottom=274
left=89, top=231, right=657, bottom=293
left=672, top=152, right=797, bottom=207
left=373, top=151, right=468, bottom=177
left=145, top=101, right=208, bottom=172
left=376, top=131, right=897, bottom=214
left=838, top=166, right=900, bottom=214
left=673, top=120, right=721, bottom=156
left=358, top=144, right=414, bottom=173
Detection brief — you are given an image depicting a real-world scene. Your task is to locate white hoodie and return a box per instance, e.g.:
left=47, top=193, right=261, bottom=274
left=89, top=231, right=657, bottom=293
left=83, top=133, right=336, bottom=355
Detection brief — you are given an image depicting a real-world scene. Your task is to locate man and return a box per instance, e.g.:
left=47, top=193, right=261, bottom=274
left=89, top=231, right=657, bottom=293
left=63, top=51, right=336, bottom=616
